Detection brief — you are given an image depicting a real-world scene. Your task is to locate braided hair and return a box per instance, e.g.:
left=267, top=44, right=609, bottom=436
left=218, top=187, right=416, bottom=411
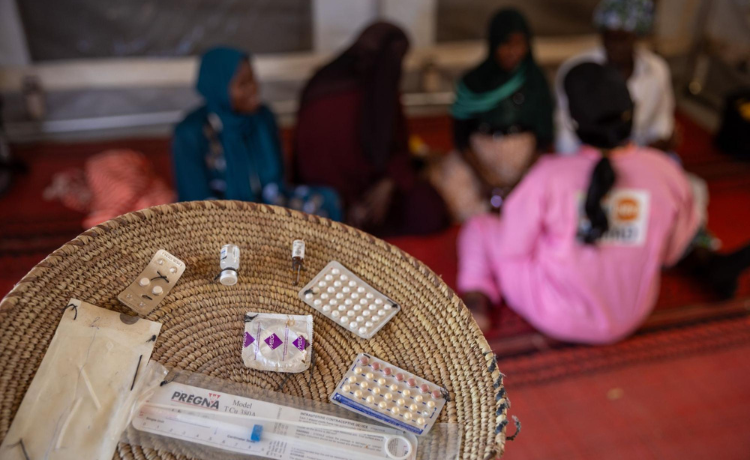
left=564, top=62, right=634, bottom=244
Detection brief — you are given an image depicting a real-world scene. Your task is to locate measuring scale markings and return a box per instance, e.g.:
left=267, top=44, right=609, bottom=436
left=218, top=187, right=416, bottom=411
left=137, top=406, right=266, bottom=454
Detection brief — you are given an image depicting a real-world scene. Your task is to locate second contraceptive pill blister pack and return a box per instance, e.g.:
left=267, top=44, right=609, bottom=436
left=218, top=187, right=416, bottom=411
left=118, top=249, right=186, bottom=316
left=298, top=262, right=400, bottom=339
left=330, top=354, right=447, bottom=436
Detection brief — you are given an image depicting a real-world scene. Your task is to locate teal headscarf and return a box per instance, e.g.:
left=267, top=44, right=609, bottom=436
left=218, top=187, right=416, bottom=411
left=173, top=47, right=342, bottom=221
left=192, top=46, right=283, bottom=202
left=451, top=9, right=554, bottom=146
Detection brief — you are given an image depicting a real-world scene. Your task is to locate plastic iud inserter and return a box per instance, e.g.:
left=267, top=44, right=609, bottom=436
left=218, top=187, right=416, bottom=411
left=118, top=249, right=186, bottom=316
left=140, top=403, right=416, bottom=460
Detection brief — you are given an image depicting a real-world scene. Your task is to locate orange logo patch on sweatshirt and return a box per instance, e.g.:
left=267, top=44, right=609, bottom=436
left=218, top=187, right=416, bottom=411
left=615, top=197, right=640, bottom=222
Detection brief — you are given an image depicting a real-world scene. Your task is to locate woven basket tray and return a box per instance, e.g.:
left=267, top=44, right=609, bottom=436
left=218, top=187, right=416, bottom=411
left=0, top=201, right=510, bottom=459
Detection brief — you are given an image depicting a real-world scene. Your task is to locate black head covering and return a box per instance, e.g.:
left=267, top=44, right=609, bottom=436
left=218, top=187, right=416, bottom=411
left=452, top=8, right=554, bottom=149
left=462, top=8, right=534, bottom=93
left=564, top=62, right=634, bottom=149
left=299, top=22, right=409, bottom=169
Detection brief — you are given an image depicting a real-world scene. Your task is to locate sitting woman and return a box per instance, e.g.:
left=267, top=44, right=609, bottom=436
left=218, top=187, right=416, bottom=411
left=430, top=8, right=554, bottom=222
left=458, top=62, right=749, bottom=342
left=294, top=22, right=449, bottom=237
left=173, top=47, right=341, bottom=220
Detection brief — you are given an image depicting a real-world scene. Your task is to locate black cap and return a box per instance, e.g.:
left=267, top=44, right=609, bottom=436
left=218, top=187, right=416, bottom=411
left=564, top=62, right=634, bottom=149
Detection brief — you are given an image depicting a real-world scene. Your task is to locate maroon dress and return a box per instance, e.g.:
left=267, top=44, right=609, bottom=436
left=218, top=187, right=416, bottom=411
left=294, top=88, right=448, bottom=237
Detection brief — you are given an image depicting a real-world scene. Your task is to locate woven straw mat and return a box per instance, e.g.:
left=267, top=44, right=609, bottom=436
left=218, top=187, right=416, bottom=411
left=0, top=201, right=511, bottom=459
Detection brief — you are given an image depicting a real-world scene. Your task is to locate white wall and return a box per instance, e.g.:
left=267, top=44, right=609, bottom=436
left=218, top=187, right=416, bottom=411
left=705, top=0, right=750, bottom=60
left=313, top=0, right=379, bottom=53
left=312, top=0, right=436, bottom=53
left=381, top=0, right=436, bottom=48
left=0, top=0, right=30, bottom=66
left=0, top=36, right=603, bottom=93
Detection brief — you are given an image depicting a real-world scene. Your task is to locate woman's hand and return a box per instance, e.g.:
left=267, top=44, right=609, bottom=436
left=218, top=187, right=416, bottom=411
left=347, top=178, right=396, bottom=228
left=462, top=145, right=497, bottom=191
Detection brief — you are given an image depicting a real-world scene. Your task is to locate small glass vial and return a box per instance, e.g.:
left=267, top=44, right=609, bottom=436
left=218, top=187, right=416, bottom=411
left=292, top=240, right=305, bottom=285
left=219, top=244, right=240, bottom=286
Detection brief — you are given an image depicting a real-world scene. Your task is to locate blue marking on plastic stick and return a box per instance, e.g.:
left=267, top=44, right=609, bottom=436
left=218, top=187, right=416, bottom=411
left=251, top=424, right=263, bottom=442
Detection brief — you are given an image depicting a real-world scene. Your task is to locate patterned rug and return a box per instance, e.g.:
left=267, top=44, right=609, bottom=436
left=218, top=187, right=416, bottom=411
left=497, top=300, right=750, bottom=386
left=501, top=326, right=750, bottom=459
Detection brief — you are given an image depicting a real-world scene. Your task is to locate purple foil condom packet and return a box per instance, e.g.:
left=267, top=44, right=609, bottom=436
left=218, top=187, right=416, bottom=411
left=242, top=312, right=313, bottom=373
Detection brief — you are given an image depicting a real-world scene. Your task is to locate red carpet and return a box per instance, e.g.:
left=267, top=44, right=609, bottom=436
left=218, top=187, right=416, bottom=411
left=1, top=114, right=749, bottom=337
left=1, top=113, right=749, bottom=459
left=503, top=322, right=750, bottom=459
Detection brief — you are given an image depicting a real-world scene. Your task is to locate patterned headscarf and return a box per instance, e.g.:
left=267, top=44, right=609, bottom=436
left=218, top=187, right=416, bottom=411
left=593, top=0, right=654, bottom=35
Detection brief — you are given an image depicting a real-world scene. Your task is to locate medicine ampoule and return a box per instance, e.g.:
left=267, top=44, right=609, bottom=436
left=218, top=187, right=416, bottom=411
left=219, top=244, right=240, bottom=286
left=292, top=240, right=305, bottom=285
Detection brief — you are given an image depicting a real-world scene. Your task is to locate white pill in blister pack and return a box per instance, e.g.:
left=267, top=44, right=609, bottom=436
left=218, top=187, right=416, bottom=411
left=118, top=249, right=186, bottom=316
left=330, top=353, right=447, bottom=436
left=298, top=262, right=400, bottom=339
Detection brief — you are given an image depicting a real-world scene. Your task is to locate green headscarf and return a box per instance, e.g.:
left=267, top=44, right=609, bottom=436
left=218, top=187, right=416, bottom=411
left=451, top=9, right=554, bottom=146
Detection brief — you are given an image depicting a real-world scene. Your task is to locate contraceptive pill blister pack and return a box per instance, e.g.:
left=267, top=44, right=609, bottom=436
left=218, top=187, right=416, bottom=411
left=330, top=354, right=447, bottom=436
left=298, top=261, right=400, bottom=339
left=118, top=249, right=186, bottom=316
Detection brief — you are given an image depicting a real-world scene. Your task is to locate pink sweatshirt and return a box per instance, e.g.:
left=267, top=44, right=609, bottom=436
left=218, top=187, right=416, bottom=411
left=458, top=146, right=700, bottom=343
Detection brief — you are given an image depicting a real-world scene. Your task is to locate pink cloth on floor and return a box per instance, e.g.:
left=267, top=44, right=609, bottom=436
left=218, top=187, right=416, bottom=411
left=83, top=150, right=174, bottom=228
left=47, top=150, right=174, bottom=228
left=457, top=145, right=701, bottom=344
